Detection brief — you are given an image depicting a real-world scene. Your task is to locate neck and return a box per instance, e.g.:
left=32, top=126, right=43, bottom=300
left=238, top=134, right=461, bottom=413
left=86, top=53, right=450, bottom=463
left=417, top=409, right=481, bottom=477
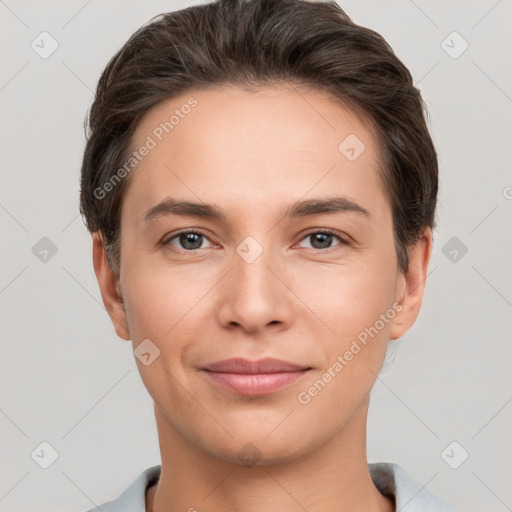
left=147, top=398, right=394, bottom=512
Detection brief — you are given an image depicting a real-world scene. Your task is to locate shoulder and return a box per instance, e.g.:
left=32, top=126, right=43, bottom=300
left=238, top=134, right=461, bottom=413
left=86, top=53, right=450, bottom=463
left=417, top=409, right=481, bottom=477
left=369, top=462, right=462, bottom=512
left=83, top=465, right=161, bottom=512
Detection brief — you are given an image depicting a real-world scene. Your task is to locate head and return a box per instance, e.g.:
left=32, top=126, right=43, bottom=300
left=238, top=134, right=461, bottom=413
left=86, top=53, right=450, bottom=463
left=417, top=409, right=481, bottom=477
left=80, top=0, right=437, bottom=465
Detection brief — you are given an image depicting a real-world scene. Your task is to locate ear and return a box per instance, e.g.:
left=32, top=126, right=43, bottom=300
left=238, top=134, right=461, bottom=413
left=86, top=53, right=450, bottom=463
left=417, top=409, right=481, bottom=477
left=92, top=232, right=131, bottom=340
left=389, top=227, right=433, bottom=340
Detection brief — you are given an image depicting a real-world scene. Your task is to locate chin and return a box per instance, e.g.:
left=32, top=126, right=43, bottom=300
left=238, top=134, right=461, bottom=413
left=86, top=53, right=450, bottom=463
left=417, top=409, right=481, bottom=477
left=199, top=426, right=319, bottom=468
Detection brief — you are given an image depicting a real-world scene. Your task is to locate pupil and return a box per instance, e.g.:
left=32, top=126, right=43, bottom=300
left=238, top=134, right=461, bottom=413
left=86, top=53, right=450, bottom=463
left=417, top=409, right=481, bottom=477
left=180, top=233, right=202, bottom=250
left=312, top=233, right=332, bottom=249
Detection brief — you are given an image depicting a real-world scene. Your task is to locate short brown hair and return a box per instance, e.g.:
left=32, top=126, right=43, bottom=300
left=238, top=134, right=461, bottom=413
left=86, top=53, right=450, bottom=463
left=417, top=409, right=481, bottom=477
left=79, top=0, right=438, bottom=276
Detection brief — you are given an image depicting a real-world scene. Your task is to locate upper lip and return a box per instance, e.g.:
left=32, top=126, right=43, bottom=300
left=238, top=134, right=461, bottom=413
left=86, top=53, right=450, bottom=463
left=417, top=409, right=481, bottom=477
left=201, top=357, right=311, bottom=374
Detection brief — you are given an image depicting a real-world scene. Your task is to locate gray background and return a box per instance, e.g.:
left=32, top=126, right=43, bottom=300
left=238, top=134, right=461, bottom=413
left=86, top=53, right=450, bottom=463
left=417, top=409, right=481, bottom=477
left=1, top=1, right=511, bottom=511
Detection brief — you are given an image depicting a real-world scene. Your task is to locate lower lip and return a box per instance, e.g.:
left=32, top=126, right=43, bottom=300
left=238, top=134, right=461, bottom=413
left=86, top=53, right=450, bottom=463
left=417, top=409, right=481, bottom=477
left=202, top=370, right=310, bottom=395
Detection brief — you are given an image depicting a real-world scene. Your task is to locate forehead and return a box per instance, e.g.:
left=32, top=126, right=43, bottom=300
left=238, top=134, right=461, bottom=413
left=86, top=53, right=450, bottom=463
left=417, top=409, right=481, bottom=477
left=124, top=84, right=388, bottom=223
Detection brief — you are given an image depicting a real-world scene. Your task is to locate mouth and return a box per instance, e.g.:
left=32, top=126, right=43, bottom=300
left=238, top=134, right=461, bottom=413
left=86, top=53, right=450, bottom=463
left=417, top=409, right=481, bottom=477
left=200, top=357, right=312, bottom=396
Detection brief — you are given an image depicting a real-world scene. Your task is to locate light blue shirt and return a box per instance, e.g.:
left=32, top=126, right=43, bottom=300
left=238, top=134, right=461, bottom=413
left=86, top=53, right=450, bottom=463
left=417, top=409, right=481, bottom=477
left=84, top=462, right=461, bottom=511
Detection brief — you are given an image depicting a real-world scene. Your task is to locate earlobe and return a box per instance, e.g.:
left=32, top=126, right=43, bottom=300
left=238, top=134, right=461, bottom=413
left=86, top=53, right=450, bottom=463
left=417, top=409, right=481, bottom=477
left=92, top=232, right=131, bottom=340
left=389, top=228, right=433, bottom=341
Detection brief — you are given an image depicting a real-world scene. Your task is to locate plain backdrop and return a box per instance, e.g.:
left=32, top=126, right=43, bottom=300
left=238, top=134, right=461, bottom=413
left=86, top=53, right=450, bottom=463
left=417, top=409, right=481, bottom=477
left=1, top=1, right=511, bottom=511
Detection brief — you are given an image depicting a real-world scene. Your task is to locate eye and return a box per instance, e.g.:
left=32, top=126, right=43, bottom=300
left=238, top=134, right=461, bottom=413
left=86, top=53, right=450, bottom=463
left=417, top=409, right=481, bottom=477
left=162, top=229, right=348, bottom=253
left=296, top=229, right=348, bottom=251
left=163, top=230, right=214, bottom=251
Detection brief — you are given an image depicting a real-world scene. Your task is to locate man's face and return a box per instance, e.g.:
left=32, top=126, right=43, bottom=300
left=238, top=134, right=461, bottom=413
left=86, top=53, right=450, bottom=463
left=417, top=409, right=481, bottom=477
left=110, top=85, right=412, bottom=464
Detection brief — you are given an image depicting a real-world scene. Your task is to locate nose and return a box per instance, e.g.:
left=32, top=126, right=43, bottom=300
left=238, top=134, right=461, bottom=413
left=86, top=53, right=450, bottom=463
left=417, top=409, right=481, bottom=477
left=215, top=242, right=295, bottom=336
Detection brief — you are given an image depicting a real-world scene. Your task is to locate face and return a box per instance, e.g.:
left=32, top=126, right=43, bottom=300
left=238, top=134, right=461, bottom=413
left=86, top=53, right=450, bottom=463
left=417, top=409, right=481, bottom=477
left=94, top=84, right=431, bottom=465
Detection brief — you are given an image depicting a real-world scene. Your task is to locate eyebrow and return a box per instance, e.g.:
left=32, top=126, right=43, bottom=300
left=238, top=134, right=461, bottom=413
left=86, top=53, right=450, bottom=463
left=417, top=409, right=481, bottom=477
left=143, top=196, right=371, bottom=224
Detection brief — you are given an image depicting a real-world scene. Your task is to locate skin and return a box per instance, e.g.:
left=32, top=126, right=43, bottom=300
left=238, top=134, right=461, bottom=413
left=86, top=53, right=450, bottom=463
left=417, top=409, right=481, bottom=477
left=93, top=84, right=432, bottom=512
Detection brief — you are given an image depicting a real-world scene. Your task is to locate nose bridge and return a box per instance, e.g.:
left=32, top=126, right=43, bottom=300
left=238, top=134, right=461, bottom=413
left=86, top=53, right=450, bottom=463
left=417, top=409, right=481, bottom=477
left=235, top=239, right=275, bottom=294
left=233, top=234, right=281, bottom=306
left=216, top=234, right=294, bottom=333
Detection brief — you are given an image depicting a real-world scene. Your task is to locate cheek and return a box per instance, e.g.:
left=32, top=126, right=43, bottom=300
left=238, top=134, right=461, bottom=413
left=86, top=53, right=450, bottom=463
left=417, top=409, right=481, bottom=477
left=293, top=253, right=397, bottom=333
left=121, top=272, right=162, bottom=339
left=296, top=250, right=398, bottom=389
left=120, top=247, right=209, bottom=338
left=120, top=265, right=201, bottom=407
left=295, top=270, right=398, bottom=419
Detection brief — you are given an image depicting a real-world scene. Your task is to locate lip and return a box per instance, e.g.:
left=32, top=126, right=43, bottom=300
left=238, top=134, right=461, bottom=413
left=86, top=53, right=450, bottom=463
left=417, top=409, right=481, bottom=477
left=201, top=357, right=312, bottom=396
left=202, top=357, right=310, bottom=374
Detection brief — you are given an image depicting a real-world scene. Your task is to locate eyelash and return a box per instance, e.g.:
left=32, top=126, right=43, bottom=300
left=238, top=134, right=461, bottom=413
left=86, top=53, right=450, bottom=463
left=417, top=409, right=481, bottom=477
left=161, top=228, right=349, bottom=253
